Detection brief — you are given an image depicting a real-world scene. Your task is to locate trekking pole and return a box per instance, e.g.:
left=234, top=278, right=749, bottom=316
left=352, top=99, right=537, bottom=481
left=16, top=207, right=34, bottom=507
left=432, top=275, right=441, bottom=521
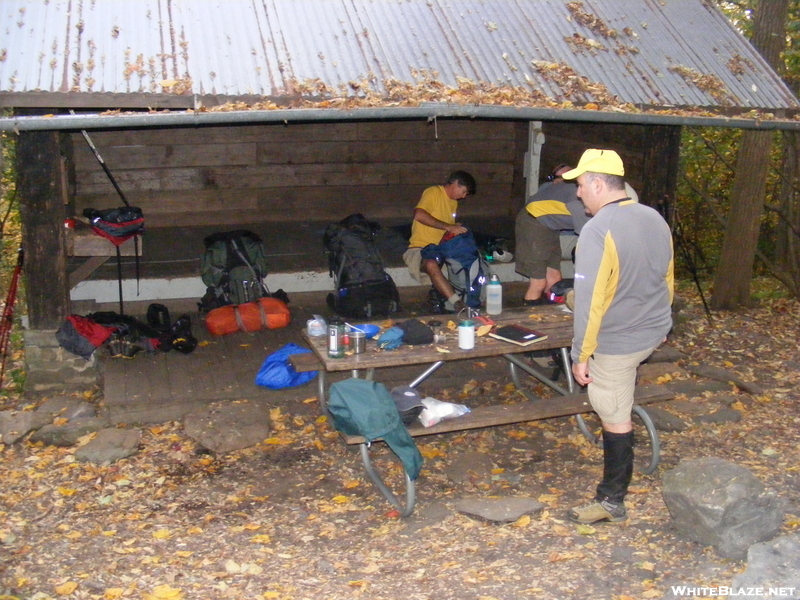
left=673, top=210, right=712, bottom=322
left=0, top=248, right=24, bottom=388
left=71, top=110, right=142, bottom=300
left=70, top=111, right=129, bottom=207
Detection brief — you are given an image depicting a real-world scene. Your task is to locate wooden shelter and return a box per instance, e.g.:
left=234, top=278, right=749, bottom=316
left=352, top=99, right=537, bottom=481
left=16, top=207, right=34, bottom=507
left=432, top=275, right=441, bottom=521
left=1, top=0, right=798, bottom=390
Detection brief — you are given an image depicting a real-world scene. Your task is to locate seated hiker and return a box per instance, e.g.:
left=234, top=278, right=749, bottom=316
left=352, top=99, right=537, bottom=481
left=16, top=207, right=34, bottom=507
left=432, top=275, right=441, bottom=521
left=402, top=170, right=477, bottom=313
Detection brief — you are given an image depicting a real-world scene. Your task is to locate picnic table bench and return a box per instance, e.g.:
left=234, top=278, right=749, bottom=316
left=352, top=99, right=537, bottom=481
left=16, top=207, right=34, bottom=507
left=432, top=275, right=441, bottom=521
left=291, top=305, right=673, bottom=516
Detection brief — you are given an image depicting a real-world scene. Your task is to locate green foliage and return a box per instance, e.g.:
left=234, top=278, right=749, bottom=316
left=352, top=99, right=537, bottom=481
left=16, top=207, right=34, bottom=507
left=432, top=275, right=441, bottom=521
left=676, top=126, right=786, bottom=279
left=0, top=130, right=26, bottom=396
left=715, top=0, right=800, bottom=79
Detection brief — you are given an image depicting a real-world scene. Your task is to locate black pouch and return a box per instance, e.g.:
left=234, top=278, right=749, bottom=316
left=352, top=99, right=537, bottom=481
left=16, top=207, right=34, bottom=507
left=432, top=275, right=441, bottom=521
left=397, top=319, right=434, bottom=345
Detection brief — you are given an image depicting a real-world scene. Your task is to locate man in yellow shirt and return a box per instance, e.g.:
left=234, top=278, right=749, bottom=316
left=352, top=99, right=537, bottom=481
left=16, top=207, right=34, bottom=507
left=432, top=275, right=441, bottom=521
left=403, top=171, right=477, bottom=313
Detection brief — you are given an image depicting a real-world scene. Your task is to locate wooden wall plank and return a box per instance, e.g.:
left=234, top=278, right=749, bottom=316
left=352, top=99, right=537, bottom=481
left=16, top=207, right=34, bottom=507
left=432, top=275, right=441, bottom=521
left=69, top=119, right=525, bottom=231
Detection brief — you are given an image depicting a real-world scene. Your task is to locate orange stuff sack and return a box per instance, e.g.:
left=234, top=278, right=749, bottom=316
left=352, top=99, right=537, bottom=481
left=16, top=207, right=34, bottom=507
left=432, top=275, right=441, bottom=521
left=205, top=297, right=291, bottom=335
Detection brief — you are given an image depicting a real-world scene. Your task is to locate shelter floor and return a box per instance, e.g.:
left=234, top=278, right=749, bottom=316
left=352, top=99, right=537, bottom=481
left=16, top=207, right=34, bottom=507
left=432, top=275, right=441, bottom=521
left=99, top=282, right=536, bottom=424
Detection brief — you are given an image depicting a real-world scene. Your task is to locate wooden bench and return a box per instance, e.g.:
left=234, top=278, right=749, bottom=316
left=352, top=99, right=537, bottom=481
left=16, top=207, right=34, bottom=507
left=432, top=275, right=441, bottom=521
left=338, top=383, right=673, bottom=444
left=67, top=223, right=142, bottom=288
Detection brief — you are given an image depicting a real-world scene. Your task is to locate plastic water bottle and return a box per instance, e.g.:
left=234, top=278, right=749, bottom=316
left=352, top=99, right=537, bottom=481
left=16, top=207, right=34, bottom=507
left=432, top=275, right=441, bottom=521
left=486, top=274, right=503, bottom=315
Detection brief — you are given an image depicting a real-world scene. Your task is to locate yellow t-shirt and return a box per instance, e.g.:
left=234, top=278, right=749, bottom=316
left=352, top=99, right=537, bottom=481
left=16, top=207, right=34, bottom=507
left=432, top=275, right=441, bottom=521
left=408, top=185, right=458, bottom=248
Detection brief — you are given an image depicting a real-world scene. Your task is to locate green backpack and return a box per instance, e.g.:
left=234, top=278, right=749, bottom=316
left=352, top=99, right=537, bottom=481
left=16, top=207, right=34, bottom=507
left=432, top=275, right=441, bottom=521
left=328, top=378, right=423, bottom=480
left=199, top=230, right=270, bottom=311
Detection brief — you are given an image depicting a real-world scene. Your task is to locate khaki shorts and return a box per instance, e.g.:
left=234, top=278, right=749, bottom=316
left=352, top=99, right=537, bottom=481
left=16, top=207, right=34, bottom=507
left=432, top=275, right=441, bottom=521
left=587, top=348, right=656, bottom=425
left=403, top=247, right=432, bottom=285
left=514, top=209, right=562, bottom=279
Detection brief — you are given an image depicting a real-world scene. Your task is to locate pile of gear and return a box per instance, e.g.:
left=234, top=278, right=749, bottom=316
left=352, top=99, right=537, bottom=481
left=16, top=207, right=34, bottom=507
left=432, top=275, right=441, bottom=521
left=56, top=303, right=198, bottom=360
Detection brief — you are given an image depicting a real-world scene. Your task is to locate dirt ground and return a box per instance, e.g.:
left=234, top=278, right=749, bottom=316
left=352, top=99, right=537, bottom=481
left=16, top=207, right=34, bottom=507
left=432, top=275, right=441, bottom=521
left=1, top=288, right=799, bottom=600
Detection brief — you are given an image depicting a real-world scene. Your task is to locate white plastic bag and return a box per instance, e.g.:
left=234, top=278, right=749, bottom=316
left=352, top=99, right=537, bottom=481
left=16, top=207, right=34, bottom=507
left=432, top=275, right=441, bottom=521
left=419, top=397, right=471, bottom=428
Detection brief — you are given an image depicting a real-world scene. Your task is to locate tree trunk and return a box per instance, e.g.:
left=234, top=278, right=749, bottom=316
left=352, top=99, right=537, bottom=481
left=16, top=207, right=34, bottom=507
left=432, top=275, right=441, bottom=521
left=710, top=0, right=789, bottom=309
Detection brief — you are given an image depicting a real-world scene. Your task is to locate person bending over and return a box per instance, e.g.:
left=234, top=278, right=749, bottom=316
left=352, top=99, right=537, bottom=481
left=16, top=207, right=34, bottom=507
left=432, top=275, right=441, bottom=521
left=515, top=163, right=587, bottom=305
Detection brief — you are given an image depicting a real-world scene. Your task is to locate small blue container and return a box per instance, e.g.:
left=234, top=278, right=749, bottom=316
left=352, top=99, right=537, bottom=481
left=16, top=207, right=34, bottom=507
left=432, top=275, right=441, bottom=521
left=350, top=323, right=381, bottom=339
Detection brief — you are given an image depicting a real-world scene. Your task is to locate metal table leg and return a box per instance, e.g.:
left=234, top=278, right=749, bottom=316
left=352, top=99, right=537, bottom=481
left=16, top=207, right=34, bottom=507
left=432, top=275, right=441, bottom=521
left=505, top=352, right=572, bottom=397
left=359, top=443, right=416, bottom=517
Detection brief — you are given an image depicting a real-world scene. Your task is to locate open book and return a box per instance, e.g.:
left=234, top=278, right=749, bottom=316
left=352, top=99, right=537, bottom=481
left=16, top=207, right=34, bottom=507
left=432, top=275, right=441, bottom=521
left=488, top=324, right=548, bottom=346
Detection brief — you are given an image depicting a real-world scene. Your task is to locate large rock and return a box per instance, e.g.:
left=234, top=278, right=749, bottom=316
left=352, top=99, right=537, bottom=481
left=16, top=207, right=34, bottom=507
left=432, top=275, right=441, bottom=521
left=730, top=533, right=800, bottom=599
left=75, top=428, right=142, bottom=464
left=183, top=400, right=272, bottom=454
left=29, top=417, right=109, bottom=447
left=662, top=457, right=785, bottom=559
left=455, top=496, right=545, bottom=522
left=36, top=396, right=96, bottom=420
left=0, top=410, right=52, bottom=444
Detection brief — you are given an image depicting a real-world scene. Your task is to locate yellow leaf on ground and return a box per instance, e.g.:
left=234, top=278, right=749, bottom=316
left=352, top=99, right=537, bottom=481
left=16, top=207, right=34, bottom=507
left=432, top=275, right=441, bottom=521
left=576, top=524, right=596, bottom=535
left=344, top=480, right=361, bottom=489
left=250, top=534, right=271, bottom=544
left=104, top=588, right=125, bottom=599
left=513, top=515, right=531, bottom=527
left=435, top=347, right=451, bottom=353
left=263, top=593, right=281, bottom=599
left=731, top=401, right=747, bottom=411
left=491, top=468, right=505, bottom=474
left=197, top=340, right=211, bottom=347
left=58, top=487, right=78, bottom=497
left=304, top=397, right=317, bottom=404
left=332, top=495, right=349, bottom=504
left=348, top=581, right=368, bottom=588
left=149, top=584, right=183, bottom=599
left=538, top=494, right=559, bottom=504
left=152, top=529, right=171, bottom=539
left=419, top=446, right=445, bottom=459
left=55, top=581, right=78, bottom=595
left=641, top=561, right=655, bottom=570
left=642, top=590, right=662, bottom=598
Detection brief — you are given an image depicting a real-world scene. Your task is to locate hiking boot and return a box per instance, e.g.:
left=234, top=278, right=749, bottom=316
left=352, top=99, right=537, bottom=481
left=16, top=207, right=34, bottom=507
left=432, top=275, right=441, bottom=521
left=569, top=499, right=627, bottom=524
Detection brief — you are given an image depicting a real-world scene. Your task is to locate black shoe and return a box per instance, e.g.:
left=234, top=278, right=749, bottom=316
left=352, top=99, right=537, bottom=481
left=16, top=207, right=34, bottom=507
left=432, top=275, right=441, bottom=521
left=523, top=297, right=550, bottom=307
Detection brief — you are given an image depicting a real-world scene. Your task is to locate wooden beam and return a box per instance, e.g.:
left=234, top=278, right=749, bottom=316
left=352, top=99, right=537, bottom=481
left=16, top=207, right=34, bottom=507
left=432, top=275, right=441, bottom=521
left=16, top=118, right=70, bottom=329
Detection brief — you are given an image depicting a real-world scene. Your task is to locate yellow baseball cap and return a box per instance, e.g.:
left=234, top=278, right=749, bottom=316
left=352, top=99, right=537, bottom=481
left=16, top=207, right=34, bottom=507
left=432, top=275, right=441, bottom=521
left=561, top=149, right=625, bottom=179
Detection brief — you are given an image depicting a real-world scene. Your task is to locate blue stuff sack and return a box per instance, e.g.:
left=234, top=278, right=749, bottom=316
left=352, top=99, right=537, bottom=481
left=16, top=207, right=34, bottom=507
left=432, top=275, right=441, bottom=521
left=255, top=343, right=317, bottom=389
left=377, top=326, right=404, bottom=350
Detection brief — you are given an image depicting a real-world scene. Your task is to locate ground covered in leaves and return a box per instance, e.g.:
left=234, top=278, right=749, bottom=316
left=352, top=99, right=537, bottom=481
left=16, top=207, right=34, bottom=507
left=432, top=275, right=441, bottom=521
left=1, top=291, right=799, bottom=600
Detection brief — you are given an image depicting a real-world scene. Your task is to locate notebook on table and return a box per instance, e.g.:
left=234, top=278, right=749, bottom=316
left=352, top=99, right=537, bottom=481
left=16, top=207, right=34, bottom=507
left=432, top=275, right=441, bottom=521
left=488, top=324, right=548, bottom=346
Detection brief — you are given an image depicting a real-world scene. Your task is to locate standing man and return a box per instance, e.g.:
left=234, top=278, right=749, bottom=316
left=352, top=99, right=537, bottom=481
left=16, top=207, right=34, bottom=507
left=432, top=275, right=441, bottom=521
left=515, top=163, right=587, bottom=305
left=403, top=170, right=477, bottom=313
left=562, top=149, right=673, bottom=524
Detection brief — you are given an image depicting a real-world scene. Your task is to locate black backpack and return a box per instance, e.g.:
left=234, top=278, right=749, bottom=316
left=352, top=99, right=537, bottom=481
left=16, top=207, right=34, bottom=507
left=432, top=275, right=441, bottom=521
left=199, top=230, right=271, bottom=312
left=323, top=214, right=401, bottom=319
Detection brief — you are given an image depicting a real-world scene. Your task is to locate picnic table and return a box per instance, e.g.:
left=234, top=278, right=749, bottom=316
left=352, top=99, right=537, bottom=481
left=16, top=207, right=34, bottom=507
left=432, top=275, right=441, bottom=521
left=291, top=305, right=673, bottom=516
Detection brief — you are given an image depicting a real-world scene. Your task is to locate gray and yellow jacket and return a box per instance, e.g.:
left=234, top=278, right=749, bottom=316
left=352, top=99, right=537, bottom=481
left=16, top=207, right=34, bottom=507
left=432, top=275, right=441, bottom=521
left=525, top=181, right=590, bottom=233
left=571, top=198, right=674, bottom=364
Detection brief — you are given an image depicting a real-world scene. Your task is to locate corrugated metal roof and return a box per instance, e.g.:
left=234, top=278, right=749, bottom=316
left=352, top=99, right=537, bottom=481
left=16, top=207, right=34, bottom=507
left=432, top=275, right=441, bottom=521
left=1, top=0, right=797, bottom=110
